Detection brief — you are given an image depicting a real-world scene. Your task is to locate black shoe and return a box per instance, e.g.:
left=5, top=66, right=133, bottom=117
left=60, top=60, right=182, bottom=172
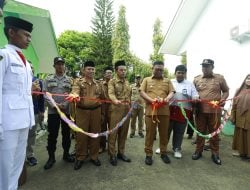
left=26, top=156, right=38, bottom=166
left=145, top=156, right=153, bottom=165
left=161, top=154, right=171, bottom=164
left=74, top=160, right=83, bottom=170
left=63, top=153, right=75, bottom=163
left=44, top=158, right=56, bottom=170
left=130, top=134, right=135, bottom=138
left=211, top=154, right=222, bottom=165
left=117, top=154, right=131, bottom=162
left=90, top=158, right=101, bottom=166
left=110, top=156, right=117, bottom=166
left=139, top=133, right=144, bottom=138
left=192, top=152, right=202, bottom=160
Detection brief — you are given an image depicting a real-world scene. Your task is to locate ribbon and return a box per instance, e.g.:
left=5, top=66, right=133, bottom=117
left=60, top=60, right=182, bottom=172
left=45, top=92, right=134, bottom=138
left=178, top=102, right=231, bottom=139
left=151, top=101, right=166, bottom=123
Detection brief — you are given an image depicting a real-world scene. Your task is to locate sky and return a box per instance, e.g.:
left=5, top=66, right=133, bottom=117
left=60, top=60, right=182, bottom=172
left=17, top=0, right=182, bottom=71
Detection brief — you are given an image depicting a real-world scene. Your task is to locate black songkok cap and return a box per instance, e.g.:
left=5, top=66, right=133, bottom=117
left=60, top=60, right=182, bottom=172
left=104, top=66, right=113, bottom=72
left=54, top=57, right=65, bottom=64
left=114, top=60, right=126, bottom=69
left=201, top=59, right=214, bottom=65
left=84, top=60, right=95, bottom=68
left=4, top=16, right=33, bottom=33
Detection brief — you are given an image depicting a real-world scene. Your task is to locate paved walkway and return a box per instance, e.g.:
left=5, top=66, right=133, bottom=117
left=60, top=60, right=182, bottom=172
left=20, top=131, right=250, bottom=190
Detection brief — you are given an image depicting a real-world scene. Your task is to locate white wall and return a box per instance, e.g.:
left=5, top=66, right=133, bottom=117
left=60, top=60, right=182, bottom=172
left=179, top=0, right=250, bottom=101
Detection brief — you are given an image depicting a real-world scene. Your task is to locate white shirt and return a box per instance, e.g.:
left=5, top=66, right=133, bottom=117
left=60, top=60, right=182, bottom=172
left=0, top=44, right=35, bottom=134
left=171, top=78, right=199, bottom=110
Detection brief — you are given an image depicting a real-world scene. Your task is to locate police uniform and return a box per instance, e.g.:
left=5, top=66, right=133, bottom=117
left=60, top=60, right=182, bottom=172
left=43, top=57, right=73, bottom=169
left=72, top=61, right=102, bottom=169
left=0, top=17, right=34, bottom=190
left=108, top=60, right=131, bottom=165
left=192, top=59, right=229, bottom=165
left=130, top=77, right=144, bottom=137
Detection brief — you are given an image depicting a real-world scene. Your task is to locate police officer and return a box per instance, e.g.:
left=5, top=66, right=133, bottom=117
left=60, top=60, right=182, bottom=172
left=0, top=16, right=35, bottom=190
left=100, top=66, right=113, bottom=153
left=43, top=57, right=74, bottom=170
left=140, top=61, right=175, bottom=165
left=68, top=61, right=103, bottom=170
left=130, top=75, right=144, bottom=138
left=192, top=59, right=229, bottom=165
left=108, top=60, right=132, bottom=166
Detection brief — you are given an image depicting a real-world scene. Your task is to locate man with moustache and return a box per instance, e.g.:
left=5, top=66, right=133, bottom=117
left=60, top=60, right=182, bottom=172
left=69, top=61, right=103, bottom=170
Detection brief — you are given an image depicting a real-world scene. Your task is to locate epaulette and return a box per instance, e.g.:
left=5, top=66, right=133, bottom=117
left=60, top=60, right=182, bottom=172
left=163, top=77, right=170, bottom=82
left=213, top=73, right=223, bottom=78
left=194, top=74, right=202, bottom=79
left=46, top=74, right=54, bottom=79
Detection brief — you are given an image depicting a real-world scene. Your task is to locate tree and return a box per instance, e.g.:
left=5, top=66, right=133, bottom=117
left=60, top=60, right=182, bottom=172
left=112, top=5, right=130, bottom=63
left=57, top=30, right=94, bottom=77
left=150, top=18, right=164, bottom=62
left=126, top=53, right=152, bottom=83
left=91, top=0, right=115, bottom=78
left=181, top=52, right=187, bottom=66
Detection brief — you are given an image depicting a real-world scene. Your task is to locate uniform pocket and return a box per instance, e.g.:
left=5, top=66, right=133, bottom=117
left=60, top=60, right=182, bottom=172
left=8, top=97, right=29, bottom=109
left=47, top=82, right=58, bottom=87
left=10, top=65, right=25, bottom=82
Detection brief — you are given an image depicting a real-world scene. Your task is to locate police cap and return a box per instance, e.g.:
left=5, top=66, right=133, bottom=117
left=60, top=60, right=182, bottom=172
left=54, top=57, right=65, bottom=64
left=201, top=59, right=214, bottom=65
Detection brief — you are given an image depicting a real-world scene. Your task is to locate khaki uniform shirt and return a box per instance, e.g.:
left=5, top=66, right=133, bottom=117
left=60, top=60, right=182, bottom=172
left=108, top=76, right=131, bottom=110
left=140, top=76, right=175, bottom=116
left=71, top=77, right=102, bottom=108
left=101, top=80, right=110, bottom=101
left=43, top=74, right=72, bottom=114
left=131, top=83, right=144, bottom=107
left=193, top=73, right=229, bottom=113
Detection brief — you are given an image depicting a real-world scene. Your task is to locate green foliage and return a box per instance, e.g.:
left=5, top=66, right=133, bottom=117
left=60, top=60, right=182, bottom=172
left=112, top=5, right=130, bottom=63
left=57, top=30, right=94, bottom=77
left=181, top=52, right=187, bottom=66
left=91, top=0, right=115, bottom=78
left=150, top=18, right=164, bottom=62
left=126, top=53, right=152, bottom=83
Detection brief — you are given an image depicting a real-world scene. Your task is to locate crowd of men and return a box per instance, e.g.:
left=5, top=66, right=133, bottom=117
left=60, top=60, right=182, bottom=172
left=1, top=16, right=242, bottom=190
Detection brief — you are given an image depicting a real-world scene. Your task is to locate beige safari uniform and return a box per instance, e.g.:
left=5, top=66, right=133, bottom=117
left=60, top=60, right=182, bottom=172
left=108, top=76, right=131, bottom=157
left=130, top=83, right=144, bottom=135
left=100, top=80, right=111, bottom=150
left=71, top=77, right=102, bottom=161
left=193, top=73, right=229, bottom=154
left=140, top=76, right=175, bottom=156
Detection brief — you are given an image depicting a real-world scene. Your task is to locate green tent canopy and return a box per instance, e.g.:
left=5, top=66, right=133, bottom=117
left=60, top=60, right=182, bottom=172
left=0, top=0, right=58, bottom=74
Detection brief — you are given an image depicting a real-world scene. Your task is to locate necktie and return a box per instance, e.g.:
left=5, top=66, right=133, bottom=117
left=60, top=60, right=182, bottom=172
left=16, top=51, right=26, bottom=66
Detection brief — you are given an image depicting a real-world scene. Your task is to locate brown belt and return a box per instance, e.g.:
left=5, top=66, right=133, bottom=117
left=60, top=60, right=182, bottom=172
left=77, top=105, right=101, bottom=110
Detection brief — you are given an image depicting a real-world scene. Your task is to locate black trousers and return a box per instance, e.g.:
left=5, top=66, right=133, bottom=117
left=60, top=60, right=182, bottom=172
left=46, top=114, right=71, bottom=155
left=168, top=120, right=187, bottom=150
